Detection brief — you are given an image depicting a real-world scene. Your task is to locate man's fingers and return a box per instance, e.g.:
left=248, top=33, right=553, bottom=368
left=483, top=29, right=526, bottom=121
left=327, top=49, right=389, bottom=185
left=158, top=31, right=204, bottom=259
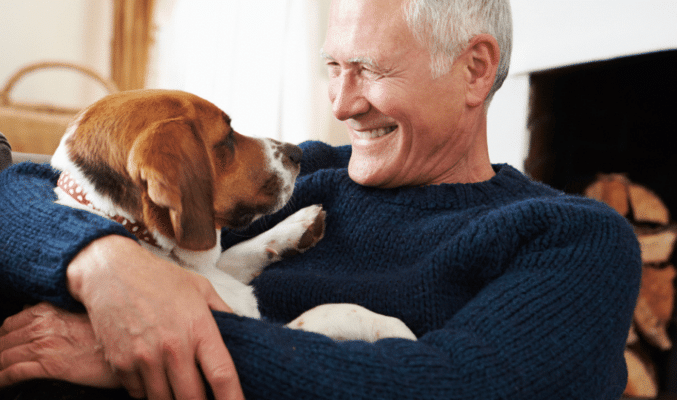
left=164, top=345, right=207, bottom=400
left=0, top=361, right=49, bottom=387
left=0, top=324, right=34, bottom=353
left=0, top=305, right=41, bottom=336
left=140, top=363, right=174, bottom=400
left=114, top=349, right=182, bottom=400
left=115, top=369, right=146, bottom=399
left=197, top=329, right=244, bottom=400
left=0, top=342, right=41, bottom=370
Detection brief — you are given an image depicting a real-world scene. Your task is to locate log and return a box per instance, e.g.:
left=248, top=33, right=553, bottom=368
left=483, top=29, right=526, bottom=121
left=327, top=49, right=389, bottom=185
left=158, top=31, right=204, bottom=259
left=629, top=182, right=670, bottom=225
left=584, top=173, right=629, bottom=217
left=627, top=324, right=639, bottom=345
left=634, top=225, right=677, bottom=264
left=633, top=264, right=676, bottom=351
left=634, top=294, right=672, bottom=350
left=624, top=348, right=658, bottom=398
left=640, top=265, right=675, bottom=323
left=584, top=174, right=670, bottom=225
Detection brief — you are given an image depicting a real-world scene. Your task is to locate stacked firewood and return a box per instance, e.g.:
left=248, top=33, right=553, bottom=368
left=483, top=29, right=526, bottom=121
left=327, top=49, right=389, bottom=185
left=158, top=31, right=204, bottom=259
left=584, top=173, right=676, bottom=399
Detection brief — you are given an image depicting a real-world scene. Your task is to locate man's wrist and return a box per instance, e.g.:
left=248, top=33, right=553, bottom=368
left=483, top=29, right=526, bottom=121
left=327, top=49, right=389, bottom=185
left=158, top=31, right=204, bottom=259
left=66, top=235, right=138, bottom=303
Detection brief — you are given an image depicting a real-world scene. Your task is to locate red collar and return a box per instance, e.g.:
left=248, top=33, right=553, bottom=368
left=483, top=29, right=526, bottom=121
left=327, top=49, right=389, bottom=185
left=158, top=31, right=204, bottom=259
left=57, top=171, right=159, bottom=248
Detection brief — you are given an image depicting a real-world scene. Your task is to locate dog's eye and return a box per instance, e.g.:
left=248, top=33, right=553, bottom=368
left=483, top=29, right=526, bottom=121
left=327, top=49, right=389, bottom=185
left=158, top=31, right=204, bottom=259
left=213, top=129, right=236, bottom=170
left=214, top=129, right=236, bottom=151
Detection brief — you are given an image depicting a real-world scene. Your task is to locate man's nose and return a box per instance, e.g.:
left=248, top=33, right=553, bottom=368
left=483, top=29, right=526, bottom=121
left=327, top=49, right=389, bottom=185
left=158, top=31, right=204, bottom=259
left=329, top=72, right=369, bottom=121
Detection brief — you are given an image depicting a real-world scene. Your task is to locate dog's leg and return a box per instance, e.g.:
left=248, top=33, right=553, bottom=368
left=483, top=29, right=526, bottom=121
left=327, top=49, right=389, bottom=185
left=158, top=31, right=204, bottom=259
left=200, top=270, right=262, bottom=319
left=216, top=204, right=325, bottom=284
left=285, top=303, right=417, bottom=342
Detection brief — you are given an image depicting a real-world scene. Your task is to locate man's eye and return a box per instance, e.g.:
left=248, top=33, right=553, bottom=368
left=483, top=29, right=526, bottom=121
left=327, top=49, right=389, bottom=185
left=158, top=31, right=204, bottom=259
left=361, top=67, right=382, bottom=79
left=326, top=62, right=340, bottom=77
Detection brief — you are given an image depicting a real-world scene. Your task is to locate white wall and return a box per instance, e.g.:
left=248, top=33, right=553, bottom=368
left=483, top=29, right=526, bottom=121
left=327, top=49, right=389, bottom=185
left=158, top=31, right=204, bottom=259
left=149, top=0, right=349, bottom=146
left=510, top=0, right=677, bottom=75
left=0, top=0, right=112, bottom=110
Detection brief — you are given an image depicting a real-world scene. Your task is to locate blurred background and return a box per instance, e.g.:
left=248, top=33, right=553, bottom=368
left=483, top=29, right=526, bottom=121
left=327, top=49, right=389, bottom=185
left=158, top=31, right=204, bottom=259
left=0, top=0, right=675, bottom=167
left=2, top=1, right=677, bottom=398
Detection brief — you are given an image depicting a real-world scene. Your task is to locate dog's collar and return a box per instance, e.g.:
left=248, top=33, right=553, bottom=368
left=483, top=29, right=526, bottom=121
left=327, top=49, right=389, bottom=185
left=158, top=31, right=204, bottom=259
left=57, top=171, right=159, bottom=248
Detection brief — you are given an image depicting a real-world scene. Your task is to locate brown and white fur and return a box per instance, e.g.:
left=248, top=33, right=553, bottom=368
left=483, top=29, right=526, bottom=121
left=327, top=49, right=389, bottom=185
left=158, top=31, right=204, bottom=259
left=52, top=89, right=415, bottom=342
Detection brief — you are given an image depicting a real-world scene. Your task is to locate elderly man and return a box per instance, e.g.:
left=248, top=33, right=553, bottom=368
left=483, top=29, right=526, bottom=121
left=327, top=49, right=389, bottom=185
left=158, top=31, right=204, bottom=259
left=0, top=0, right=640, bottom=399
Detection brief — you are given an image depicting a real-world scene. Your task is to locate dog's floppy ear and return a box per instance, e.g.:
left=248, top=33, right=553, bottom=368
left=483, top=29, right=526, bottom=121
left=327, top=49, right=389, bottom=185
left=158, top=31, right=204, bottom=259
left=127, top=118, right=217, bottom=250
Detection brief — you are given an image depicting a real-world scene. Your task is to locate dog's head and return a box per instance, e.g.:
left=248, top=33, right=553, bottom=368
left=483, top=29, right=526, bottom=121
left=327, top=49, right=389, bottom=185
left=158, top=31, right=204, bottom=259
left=62, top=89, right=301, bottom=251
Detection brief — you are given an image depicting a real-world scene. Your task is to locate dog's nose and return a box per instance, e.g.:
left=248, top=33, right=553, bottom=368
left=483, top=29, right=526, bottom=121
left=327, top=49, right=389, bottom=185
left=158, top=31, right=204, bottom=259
left=281, top=143, right=303, bottom=165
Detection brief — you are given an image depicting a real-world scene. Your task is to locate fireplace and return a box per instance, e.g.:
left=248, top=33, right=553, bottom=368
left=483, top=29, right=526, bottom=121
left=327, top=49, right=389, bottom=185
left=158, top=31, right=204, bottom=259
left=524, top=49, right=677, bottom=397
left=525, top=49, right=677, bottom=210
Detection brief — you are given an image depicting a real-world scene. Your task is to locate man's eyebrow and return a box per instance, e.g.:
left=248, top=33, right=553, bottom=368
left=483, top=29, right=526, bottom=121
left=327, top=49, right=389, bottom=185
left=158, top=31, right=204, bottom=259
left=320, top=50, right=334, bottom=61
left=320, top=49, right=383, bottom=71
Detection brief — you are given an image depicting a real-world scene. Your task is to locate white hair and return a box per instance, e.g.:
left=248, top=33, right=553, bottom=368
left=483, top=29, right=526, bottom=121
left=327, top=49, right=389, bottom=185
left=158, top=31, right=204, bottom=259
left=403, top=0, right=513, bottom=104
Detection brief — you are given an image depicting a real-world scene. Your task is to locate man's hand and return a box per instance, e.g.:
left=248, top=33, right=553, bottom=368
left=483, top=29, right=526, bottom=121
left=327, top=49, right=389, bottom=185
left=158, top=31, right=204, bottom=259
left=0, top=302, right=119, bottom=388
left=67, top=235, right=245, bottom=400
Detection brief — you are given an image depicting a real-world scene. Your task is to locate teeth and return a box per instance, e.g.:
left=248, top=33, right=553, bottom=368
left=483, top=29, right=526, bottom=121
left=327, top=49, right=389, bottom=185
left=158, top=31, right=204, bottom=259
left=355, top=126, right=396, bottom=139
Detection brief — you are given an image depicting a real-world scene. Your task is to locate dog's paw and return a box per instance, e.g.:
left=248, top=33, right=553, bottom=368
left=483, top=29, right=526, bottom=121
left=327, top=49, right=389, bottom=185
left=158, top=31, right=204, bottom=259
left=266, top=204, right=326, bottom=259
left=286, top=303, right=417, bottom=342
left=227, top=292, right=261, bottom=319
left=209, top=273, right=261, bottom=319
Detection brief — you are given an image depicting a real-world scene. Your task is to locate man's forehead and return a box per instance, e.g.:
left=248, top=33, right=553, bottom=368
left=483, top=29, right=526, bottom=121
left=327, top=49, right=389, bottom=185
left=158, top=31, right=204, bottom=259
left=327, top=0, right=406, bottom=31
left=324, top=0, right=414, bottom=61
left=329, top=0, right=406, bottom=15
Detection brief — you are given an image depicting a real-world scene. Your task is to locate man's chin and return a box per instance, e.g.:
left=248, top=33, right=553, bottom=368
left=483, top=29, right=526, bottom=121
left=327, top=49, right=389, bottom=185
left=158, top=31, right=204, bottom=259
left=347, top=157, right=397, bottom=188
left=347, top=131, right=404, bottom=188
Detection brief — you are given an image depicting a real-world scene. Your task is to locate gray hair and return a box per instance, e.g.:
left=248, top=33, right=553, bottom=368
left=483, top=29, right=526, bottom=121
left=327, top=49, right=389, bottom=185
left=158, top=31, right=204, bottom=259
left=403, top=0, right=513, bottom=104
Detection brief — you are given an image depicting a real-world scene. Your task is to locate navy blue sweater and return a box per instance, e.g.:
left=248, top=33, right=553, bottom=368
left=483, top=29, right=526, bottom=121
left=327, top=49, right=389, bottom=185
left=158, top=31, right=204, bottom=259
left=0, top=141, right=641, bottom=399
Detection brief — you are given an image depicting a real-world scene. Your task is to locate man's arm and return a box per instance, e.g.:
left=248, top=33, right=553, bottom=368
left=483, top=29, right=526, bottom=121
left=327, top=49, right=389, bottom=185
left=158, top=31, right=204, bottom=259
left=67, top=235, right=244, bottom=400
left=0, top=163, right=133, bottom=311
left=0, top=164, right=245, bottom=399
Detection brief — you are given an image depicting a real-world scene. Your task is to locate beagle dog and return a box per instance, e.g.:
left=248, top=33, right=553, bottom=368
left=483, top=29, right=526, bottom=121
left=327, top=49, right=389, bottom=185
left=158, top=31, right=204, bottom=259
left=52, top=89, right=415, bottom=342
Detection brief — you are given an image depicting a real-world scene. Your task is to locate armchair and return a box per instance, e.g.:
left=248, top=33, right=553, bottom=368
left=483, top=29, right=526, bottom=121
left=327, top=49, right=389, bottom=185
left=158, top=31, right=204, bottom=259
left=0, top=131, right=52, bottom=172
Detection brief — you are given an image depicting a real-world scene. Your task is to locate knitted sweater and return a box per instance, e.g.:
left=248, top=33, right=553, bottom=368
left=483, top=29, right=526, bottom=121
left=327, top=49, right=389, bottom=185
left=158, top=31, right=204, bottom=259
left=0, top=141, right=641, bottom=399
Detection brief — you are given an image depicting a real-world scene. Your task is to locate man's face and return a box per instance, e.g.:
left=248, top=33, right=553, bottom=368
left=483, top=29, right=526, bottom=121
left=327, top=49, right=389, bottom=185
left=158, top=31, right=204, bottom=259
left=323, top=0, right=475, bottom=188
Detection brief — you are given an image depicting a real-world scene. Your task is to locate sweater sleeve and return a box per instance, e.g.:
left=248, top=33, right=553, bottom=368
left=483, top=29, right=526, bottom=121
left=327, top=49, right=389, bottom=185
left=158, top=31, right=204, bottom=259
left=298, top=141, right=351, bottom=176
left=0, top=142, right=347, bottom=308
left=210, top=199, right=641, bottom=400
left=0, top=163, right=136, bottom=311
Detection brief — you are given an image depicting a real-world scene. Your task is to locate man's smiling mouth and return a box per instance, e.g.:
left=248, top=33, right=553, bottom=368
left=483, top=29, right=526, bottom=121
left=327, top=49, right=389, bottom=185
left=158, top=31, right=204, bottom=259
left=354, top=125, right=397, bottom=139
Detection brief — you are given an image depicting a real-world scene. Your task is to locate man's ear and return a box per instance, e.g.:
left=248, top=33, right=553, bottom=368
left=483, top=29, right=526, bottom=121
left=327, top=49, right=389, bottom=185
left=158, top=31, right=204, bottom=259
left=461, top=34, right=501, bottom=107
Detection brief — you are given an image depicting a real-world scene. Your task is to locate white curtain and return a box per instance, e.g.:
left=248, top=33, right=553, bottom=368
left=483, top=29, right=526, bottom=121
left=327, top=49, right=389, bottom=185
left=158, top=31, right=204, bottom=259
left=148, top=0, right=347, bottom=145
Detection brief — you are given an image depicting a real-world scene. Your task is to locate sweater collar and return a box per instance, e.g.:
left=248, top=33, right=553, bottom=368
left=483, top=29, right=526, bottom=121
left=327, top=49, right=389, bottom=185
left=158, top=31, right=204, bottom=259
left=357, top=164, right=560, bottom=210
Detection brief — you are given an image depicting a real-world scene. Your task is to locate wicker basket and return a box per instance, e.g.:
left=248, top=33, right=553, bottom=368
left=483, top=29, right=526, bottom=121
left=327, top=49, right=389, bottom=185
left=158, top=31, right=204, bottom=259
left=0, top=62, right=119, bottom=155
